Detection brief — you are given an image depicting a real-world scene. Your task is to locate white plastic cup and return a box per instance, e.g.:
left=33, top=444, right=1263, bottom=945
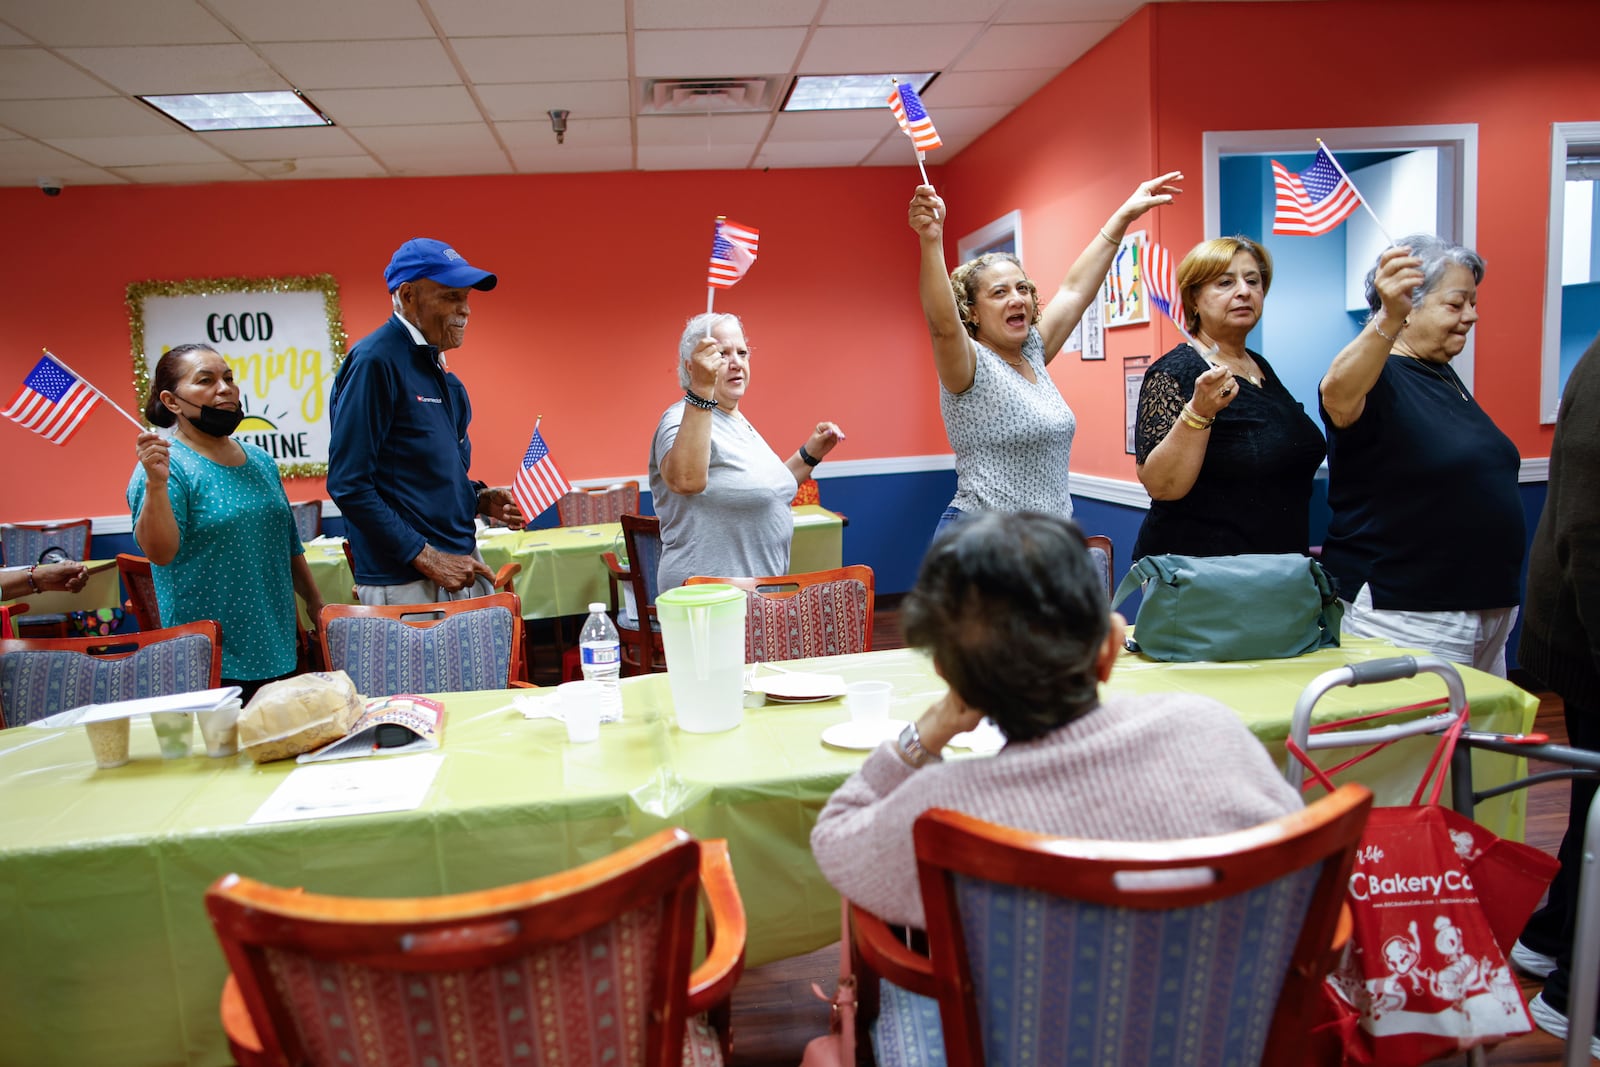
left=845, top=681, right=893, bottom=724
left=559, top=680, right=603, bottom=743
left=150, top=711, right=194, bottom=759
left=84, top=718, right=130, bottom=769
left=196, top=699, right=243, bottom=758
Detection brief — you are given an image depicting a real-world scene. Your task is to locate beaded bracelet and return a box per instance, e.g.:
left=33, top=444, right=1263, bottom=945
left=26, top=565, right=38, bottom=594
left=683, top=389, right=718, bottom=411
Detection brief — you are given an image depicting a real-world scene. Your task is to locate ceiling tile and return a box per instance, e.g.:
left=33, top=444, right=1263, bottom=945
left=352, top=121, right=503, bottom=156
left=636, top=144, right=753, bottom=170
left=45, top=132, right=229, bottom=166
left=766, top=109, right=897, bottom=142
left=431, top=0, right=625, bottom=36
left=0, top=97, right=178, bottom=139
left=204, top=0, right=436, bottom=41
left=0, top=136, right=101, bottom=168
left=372, top=149, right=514, bottom=176
left=863, top=130, right=975, bottom=164
left=243, top=155, right=391, bottom=179
left=497, top=116, right=631, bottom=149
left=953, top=21, right=1116, bottom=70
left=799, top=24, right=973, bottom=73
left=506, top=143, right=633, bottom=172
left=108, top=160, right=260, bottom=183
left=922, top=67, right=1058, bottom=109
left=0, top=160, right=124, bottom=186
left=59, top=44, right=288, bottom=95
left=633, top=0, right=820, bottom=31
left=634, top=28, right=808, bottom=78
left=0, top=25, right=30, bottom=45
left=451, top=35, right=628, bottom=85
left=0, top=49, right=118, bottom=100
left=922, top=104, right=1011, bottom=138
left=200, top=125, right=363, bottom=161
left=997, top=0, right=1141, bottom=22
left=312, top=86, right=481, bottom=127
left=754, top=140, right=878, bottom=167
left=821, top=0, right=1004, bottom=25
left=477, top=81, right=631, bottom=122
left=0, top=0, right=236, bottom=46
left=636, top=112, right=771, bottom=147
left=258, top=40, right=461, bottom=90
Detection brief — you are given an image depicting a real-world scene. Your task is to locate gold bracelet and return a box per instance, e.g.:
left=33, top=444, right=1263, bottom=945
left=1373, top=320, right=1400, bottom=344
left=1098, top=227, right=1119, bottom=248
left=26, top=565, right=38, bottom=594
left=1179, top=402, right=1215, bottom=430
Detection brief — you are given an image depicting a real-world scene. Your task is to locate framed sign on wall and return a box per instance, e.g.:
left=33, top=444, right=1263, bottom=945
left=127, top=275, right=347, bottom=478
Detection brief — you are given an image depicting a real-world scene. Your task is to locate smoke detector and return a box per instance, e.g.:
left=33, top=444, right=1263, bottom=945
left=640, top=78, right=783, bottom=114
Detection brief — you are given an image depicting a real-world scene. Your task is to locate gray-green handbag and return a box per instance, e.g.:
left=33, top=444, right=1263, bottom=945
left=1112, top=553, right=1343, bottom=662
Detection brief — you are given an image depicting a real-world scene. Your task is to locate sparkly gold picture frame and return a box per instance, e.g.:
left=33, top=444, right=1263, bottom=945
left=127, top=274, right=347, bottom=478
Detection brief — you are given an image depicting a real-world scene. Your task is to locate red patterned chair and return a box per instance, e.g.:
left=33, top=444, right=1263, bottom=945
left=685, top=564, right=874, bottom=662
left=206, top=828, right=746, bottom=1067
left=556, top=483, right=640, bottom=527
left=116, top=553, right=161, bottom=631
left=850, top=785, right=1372, bottom=1067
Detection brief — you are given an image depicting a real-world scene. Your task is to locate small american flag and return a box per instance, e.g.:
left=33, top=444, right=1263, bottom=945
left=1271, top=146, right=1361, bottom=236
left=888, top=81, right=942, bottom=153
left=512, top=428, right=572, bottom=521
left=2, top=353, right=102, bottom=445
left=1144, top=240, right=1183, bottom=328
left=707, top=218, right=760, bottom=289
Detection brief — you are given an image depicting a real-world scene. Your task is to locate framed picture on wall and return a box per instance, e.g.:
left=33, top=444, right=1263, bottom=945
left=127, top=274, right=347, bottom=478
left=1077, top=298, right=1104, bottom=360
left=957, top=209, right=1023, bottom=265
left=1100, top=229, right=1149, bottom=328
left=1124, top=354, right=1152, bottom=455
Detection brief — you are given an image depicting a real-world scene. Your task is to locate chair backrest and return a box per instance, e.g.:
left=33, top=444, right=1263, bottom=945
left=320, top=592, right=524, bottom=696
left=1084, top=534, right=1114, bottom=603
left=903, top=784, right=1372, bottom=1067
left=206, top=828, right=743, bottom=1067
left=115, top=553, right=161, bottom=631
left=289, top=500, right=322, bottom=541
left=0, top=620, right=223, bottom=729
left=685, top=565, right=875, bottom=662
left=1, top=519, right=93, bottom=565
left=621, top=513, right=664, bottom=608
left=557, top=484, right=641, bottom=527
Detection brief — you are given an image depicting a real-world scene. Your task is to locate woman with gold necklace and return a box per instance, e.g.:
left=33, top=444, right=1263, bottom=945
left=1319, top=235, right=1523, bottom=676
left=1131, top=237, right=1325, bottom=560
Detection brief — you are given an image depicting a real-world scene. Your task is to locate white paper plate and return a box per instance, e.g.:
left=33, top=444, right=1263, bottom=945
left=749, top=672, right=847, bottom=701
left=949, top=718, right=1006, bottom=754
left=821, top=718, right=908, bottom=751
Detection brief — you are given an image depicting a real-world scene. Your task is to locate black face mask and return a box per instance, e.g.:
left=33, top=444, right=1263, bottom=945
left=173, top=396, right=244, bottom=437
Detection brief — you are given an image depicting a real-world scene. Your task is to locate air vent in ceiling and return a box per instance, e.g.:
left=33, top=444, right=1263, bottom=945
left=640, top=78, right=783, bottom=114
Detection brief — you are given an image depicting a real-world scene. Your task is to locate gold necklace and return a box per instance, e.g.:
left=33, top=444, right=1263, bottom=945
left=1194, top=339, right=1261, bottom=386
left=1407, top=355, right=1469, bottom=402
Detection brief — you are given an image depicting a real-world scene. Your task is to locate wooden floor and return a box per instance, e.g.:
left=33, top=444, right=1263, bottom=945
left=723, top=598, right=1582, bottom=1066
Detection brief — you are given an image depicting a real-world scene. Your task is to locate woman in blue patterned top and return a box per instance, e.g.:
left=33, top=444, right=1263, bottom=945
left=908, top=173, right=1183, bottom=538
left=128, top=344, right=325, bottom=701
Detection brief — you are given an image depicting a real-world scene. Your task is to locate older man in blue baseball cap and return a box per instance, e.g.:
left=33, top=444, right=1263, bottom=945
left=328, top=237, right=523, bottom=605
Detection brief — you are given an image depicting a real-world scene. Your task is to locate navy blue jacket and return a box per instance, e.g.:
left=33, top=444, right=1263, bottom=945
left=328, top=316, right=479, bottom=584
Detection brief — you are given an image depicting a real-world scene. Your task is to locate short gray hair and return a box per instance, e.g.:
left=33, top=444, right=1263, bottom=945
left=676, top=312, right=744, bottom=389
left=1364, top=233, right=1485, bottom=319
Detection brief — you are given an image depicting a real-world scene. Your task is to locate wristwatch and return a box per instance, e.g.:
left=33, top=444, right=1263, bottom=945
left=896, top=723, right=943, bottom=769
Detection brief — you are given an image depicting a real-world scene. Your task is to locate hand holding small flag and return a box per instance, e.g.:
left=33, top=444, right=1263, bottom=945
left=2, top=351, right=141, bottom=444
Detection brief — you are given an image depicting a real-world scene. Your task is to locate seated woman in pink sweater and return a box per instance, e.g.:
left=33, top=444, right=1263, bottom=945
left=810, top=510, right=1302, bottom=929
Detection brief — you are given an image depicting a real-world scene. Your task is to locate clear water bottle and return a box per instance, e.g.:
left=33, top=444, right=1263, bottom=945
left=579, top=603, right=624, bottom=723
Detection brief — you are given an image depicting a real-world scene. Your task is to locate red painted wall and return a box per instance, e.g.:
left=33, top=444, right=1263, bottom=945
left=1, top=166, right=947, bottom=520
left=945, top=0, right=1600, bottom=477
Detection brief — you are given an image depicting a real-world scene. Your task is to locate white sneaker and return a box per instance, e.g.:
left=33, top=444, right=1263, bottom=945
left=1510, top=938, right=1558, bottom=978
left=1528, top=992, right=1600, bottom=1058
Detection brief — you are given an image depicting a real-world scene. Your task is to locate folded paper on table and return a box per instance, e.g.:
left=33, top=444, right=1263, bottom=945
left=249, top=753, right=444, bottom=824
left=297, top=695, right=445, bottom=763
left=28, top=687, right=243, bottom=728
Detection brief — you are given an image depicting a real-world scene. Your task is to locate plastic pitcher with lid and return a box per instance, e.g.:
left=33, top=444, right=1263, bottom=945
left=656, top=584, right=747, bottom=733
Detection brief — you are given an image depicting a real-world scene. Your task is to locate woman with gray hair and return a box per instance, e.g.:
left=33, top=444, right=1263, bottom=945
left=648, top=312, right=845, bottom=592
left=1318, top=234, right=1523, bottom=675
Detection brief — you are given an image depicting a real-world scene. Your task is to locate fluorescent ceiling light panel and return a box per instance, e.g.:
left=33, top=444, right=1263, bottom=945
left=139, top=91, right=331, bottom=132
left=783, top=73, right=935, bottom=112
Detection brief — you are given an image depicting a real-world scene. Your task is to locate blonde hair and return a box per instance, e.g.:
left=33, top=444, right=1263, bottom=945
left=1176, top=237, right=1273, bottom=335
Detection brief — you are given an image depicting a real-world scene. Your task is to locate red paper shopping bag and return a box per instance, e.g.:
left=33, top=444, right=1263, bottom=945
left=1293, top=709, right=1558, bottom=1066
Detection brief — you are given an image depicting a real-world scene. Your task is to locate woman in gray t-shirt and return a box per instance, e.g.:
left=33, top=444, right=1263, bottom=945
left=648, top=313, right=846, bottom=592
left=907, top=175, right=1184, bottom=536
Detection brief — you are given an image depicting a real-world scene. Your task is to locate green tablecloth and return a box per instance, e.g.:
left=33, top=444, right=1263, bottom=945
left=302, top=505, right=846, bottom=621
left=0, top=638, right=1536, bottom=1066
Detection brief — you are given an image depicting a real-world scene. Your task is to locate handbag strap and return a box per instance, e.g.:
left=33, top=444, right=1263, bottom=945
left=1111, top=556, right=1158, bottom=610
